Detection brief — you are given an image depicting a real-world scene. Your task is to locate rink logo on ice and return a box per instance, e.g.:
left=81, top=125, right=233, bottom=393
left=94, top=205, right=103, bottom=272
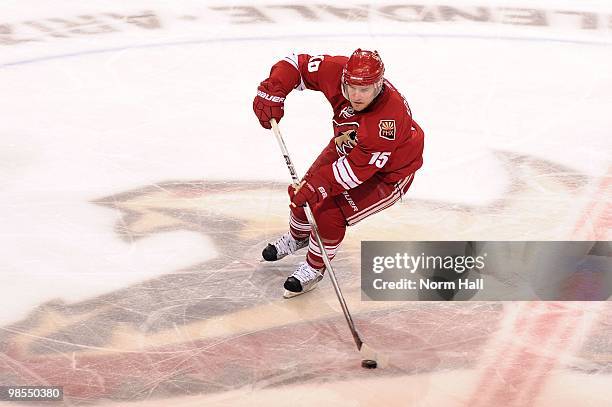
left=0, top=151, right=608, bottom=402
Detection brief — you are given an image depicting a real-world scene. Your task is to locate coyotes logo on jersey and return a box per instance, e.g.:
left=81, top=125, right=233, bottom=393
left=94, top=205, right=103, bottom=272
left=333, top=120, right=359, bottom=156
left=335, top=129, right=357, bottom=155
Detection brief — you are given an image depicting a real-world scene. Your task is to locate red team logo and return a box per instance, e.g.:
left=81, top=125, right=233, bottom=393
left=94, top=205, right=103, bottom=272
left=333, top=120, right=359, bottom=156
left=378, top=119, right=396, bottom=140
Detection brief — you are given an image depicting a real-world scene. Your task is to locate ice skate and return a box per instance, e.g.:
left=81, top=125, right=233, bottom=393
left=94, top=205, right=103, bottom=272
left=283, top=262, right=324, bottom=298
left=262, top=232, right=308, bottom=261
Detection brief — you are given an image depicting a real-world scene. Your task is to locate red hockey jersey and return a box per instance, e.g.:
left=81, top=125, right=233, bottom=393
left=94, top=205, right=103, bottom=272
left=269, top=53, right=424, bottom=197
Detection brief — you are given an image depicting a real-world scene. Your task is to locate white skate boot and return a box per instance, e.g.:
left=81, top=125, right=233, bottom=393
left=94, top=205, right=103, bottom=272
left=262, top=232, right=308, bottom=261
left=283, top=262, right=324, bottom=298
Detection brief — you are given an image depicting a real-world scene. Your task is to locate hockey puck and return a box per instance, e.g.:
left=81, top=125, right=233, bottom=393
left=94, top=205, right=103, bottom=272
left=361, top=359, right=377, bottom=369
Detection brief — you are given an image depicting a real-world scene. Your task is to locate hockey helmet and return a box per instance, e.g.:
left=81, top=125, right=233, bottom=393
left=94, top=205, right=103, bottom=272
left=342, top=49, right=385, bottom=87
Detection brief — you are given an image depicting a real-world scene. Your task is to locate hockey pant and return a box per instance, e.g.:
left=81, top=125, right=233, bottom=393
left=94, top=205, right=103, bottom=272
left=289, top=172, right=415, bottom=270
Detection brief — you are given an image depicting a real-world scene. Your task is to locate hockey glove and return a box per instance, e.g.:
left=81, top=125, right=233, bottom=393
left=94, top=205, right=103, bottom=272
left=288, top=178, right=328, bottom=208
left=253, top=79, right=286, bottom=129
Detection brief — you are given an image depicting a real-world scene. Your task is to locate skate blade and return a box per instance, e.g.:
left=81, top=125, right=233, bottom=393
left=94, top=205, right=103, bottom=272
left=283, top=289, right=305, bottom=299
left=283, top=284, right=317, bottom=298
left=283, top=287, right=316, bottom=299
left=282, top=276, right=322, bottom=299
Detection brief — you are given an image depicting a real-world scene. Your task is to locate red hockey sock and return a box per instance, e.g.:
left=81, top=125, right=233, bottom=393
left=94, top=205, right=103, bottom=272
left=304, top=199, right=347, bottom=270
left=289, top=206, right=310, bottom=240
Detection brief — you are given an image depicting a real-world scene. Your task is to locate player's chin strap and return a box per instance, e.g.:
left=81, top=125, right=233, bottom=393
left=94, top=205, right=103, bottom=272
left=269, top=118, right=387, bottom=367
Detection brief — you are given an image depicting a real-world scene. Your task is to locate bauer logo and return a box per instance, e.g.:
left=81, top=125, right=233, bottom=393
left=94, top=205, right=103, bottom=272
left=378, top=120, right=395, bottom=140
left=257, top=90, right=285, bottom=103
left=317, top=186, right=328, bottom=198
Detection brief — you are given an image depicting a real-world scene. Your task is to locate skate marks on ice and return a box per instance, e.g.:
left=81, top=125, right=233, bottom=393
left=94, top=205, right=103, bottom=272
left=366, top=150, right=606, bottom=241
left=466, top=302, right=611, bottom=407
left=84, top=306, right=612, bottom=407
left=0, top=152, right=610, bottom=404
left=98, top=150, right=606, bottom=245
left=1, top=303, right=609, bottom=406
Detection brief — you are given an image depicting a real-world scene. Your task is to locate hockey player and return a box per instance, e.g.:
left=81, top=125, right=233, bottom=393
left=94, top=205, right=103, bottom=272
left=253, top=49, right=424, bottom=298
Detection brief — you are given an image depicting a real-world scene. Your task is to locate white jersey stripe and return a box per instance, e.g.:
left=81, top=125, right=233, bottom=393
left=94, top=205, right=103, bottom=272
left=283, top=52, right=306, bottom=91
left=339, top=156, right=362, bottom=186
left=339, top=160, right=359, bottom=188
left=332, top=161, right=352, bottom=190
left=283, top=53, right=298, bottom=69
left=333, top=159, right=358, bottom=189
left=296, top=76, right=306, bottom=91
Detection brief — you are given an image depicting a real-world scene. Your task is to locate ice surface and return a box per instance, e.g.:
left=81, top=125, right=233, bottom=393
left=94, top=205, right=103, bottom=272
left=0, top=0, right=610, bottom=405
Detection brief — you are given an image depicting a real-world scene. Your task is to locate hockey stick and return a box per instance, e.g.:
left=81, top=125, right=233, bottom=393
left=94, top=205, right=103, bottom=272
left=269, top=118, right=387, bottom=368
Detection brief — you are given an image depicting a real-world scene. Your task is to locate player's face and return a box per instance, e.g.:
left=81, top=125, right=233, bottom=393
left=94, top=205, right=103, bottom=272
left=346, top=83, right=378, bottom=111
